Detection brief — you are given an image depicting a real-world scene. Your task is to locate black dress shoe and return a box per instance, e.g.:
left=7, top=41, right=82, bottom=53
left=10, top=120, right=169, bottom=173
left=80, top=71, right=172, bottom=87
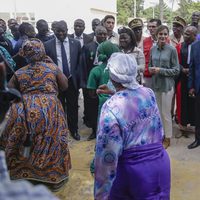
left=87, top=132, right=96, bottom=141
left=71, top=132, right=80, bottom=141
left=188, top=140, right=200, bottom=149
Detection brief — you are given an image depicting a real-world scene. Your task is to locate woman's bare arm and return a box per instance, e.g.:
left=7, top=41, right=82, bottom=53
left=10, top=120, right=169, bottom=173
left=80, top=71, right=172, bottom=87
left=56, top=68, right=68, bottom=91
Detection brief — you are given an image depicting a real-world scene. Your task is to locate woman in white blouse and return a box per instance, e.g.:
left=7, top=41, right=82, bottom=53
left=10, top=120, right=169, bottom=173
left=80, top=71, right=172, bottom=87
left=118, top=26, right=145, bottom=84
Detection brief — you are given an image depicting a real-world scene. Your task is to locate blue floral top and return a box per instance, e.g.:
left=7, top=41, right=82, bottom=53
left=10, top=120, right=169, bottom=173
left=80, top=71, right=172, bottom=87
left=94, top=87, right=164, bottom=200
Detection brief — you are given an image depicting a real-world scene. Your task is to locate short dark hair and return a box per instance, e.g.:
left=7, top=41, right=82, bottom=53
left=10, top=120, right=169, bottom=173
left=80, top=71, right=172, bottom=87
left=92, top=18, right=100, bottom=24
left=10, top=24, right=19, bottom=32
left=74, top=19, right=85, bottom=25
left=184, top=25, right=198, bottom=36
left=104, top=15, right=115, bottom=23
left=0, top=19, right=7, bottom=31
left=95, top=25, right=107, bottom=35
left=36, top=19, right=48, bottom=27
left=18, top=22, right=32, bottom=36
left=55, top=20, right=68, bottom=30
left=156, top=25, right=169, bottom=35
left=0, top=19, right=6, bottom=25
left=149, top=19, right=162, bottom=26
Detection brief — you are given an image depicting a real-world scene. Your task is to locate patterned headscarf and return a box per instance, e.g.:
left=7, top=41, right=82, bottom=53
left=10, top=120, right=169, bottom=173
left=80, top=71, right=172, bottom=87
left=21, top=38, right=46, bottom=63
left=107, top=52, right=141, bottom=90
left=97, top=41, right=120, bottom=63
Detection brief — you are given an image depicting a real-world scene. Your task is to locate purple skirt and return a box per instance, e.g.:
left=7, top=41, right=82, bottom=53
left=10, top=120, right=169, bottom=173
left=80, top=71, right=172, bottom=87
left=109, top=143, right=170, bottom=200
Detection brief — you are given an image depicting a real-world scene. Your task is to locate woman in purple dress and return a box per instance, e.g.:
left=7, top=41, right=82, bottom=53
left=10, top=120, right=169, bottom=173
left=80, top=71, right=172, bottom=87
left=94, top=53, right=171, bottom=200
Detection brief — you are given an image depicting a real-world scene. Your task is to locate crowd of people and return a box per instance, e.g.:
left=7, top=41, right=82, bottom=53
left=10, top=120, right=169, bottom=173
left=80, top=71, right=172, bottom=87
left=0, top=11, right=200, bottom=199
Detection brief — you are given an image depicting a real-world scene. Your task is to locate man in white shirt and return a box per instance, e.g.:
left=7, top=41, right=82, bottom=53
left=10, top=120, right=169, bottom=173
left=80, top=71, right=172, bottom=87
left=103, top=15, right=119, bottom=45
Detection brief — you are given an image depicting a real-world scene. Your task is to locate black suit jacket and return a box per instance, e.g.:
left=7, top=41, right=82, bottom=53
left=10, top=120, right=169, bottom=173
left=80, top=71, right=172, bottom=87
left=68, top=33, right=93, bottom=46
left=87, top=32, right=95, bottom=41
left=44, top=37, right=82, bottom=89
left=80, top=41, right=98, bottom=88
left=189, top=40, right=200, bottom=94
left=84, top=41, right=98, bottom=75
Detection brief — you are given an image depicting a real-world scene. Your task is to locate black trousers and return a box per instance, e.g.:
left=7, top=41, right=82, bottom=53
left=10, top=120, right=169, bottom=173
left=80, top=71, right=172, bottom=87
left=82, top=88, right=99, bottom=131
left=181, top=78, right=195, bottom=126
left=195, top=93, right=200, bottom=141
left=59, top=78, right=79, bottom=133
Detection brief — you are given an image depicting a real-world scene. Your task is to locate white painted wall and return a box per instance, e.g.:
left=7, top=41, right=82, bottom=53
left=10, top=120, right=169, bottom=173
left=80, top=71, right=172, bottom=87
left=0, top=0, right=117, bottom=33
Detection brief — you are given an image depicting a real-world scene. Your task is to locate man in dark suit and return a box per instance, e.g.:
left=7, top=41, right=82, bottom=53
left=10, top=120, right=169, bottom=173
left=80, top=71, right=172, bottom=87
left=188, top=40, right=200, bottom=149
left=44, top=20, right=81, bottom=140
left=179, top=26, right=197, bottom=132
left=88, top=18, right=101, bottom=40
left=81, top=25, right=107, bottom=140
left=68, top=18, right=93, bottom=128
left=68, top=19, right=93, bottom=47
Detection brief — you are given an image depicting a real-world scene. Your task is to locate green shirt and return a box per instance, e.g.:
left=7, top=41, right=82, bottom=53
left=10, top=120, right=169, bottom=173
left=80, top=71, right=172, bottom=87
left=87, top=63, right=109, bottom=113
left=148, top=44, right=180, bottom=92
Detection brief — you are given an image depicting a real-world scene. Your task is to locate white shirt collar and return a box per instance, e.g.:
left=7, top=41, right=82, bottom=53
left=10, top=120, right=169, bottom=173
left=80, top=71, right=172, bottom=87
left=56, top=37, right=69, bottom=44
left=74, top=33, right=83, bottom=39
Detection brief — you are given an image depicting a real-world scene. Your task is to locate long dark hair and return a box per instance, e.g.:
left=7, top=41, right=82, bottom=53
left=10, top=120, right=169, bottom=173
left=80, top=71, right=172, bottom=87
left=118, top=27, right=137, bottom=50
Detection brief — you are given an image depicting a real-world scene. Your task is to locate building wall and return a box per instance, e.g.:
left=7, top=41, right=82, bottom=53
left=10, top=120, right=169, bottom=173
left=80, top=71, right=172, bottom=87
left=0, top=0, right=117, bottom=33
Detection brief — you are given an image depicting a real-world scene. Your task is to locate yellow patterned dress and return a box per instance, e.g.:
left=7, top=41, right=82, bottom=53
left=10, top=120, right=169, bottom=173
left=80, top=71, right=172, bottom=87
left=0, top=62, right=71, bottom=184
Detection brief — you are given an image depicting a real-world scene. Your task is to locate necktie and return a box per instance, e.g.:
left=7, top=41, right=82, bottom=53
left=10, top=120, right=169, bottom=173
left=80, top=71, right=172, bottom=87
left=75, top=36, right=83, bottom=47
left=61, top=42, right=70, bottom=78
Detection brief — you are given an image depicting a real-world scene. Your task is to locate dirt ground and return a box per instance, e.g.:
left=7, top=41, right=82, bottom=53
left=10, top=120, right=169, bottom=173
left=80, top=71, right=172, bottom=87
left=54, top=125, right=200, bottom=200
left=54, top=99, right=200, bottom=200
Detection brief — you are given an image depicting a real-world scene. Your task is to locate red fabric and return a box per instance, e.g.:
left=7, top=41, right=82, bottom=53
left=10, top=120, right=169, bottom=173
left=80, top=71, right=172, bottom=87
left=176, top=81, right=181, bottom=124
left=175, top=42, right=182, bottom=123
left=175, top=43, right=182, bottom=63
left=143, top=37, right=153, bottom=77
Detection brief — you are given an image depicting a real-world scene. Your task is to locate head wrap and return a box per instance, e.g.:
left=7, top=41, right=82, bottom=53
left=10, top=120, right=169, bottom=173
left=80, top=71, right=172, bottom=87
left=21, top=38, right=46, bottom=63
left=98, top=41, right=120, bottom=63
left=107, top=52, right=141, bottom=90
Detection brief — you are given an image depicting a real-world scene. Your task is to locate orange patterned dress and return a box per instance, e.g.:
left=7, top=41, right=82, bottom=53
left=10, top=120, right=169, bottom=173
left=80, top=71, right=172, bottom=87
left=1, top=62, right=71, bottom=184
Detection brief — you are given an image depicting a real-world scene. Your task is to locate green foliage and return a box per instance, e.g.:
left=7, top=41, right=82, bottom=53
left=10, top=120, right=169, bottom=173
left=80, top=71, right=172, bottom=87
left=175, top=1, right=200, bottom=24
left=142, top=3, right=172, bottom=25
left=117, top=0, right=144, bottom=25
left=117, top=0, right=200, bottom=26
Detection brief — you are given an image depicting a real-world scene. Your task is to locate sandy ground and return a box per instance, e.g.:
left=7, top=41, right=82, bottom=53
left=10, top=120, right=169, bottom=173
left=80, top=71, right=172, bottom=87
left=54, top=98, right=200, bottom=200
